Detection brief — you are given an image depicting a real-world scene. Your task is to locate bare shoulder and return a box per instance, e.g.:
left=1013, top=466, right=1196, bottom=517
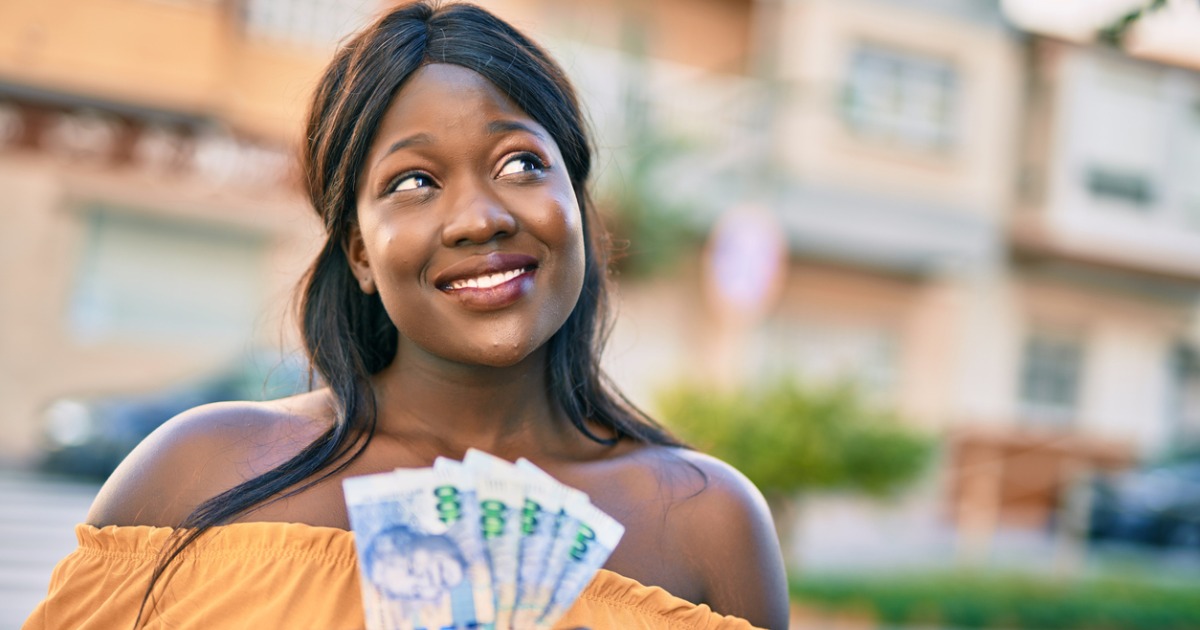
left=646, top=447, right=791, bottom=629
left=647, top=447, right=779, bottom=555
left=659, top=448, right=771, bottom=511
left=86, top=390, right=334, bottom=528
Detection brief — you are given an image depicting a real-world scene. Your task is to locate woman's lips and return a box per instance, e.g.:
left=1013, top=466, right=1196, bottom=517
left=435, top=252, right=538, bottom=311
left=434, top=252, right=538, bottom=288
left=441, top=269, right=536, bottom=311
left=444, top=266, right=532, bottom=290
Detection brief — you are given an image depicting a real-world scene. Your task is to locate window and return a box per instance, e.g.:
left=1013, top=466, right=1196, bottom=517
left=1170, top=345, right=1200, bottom=445
left=1178, top=99, right=1200, bottom=230
left=1183, top=199, right=1200, bottom=232
left=752, top=318, right=900, bottom=402
left=240, top=0, right=378, bottom=48
left=1085, top=166, right=1155, bottom=207
left=1018, top=329, right=1085, bottom=424
left=1076, top=56, right=1164, bottom=217
left=841, top=43, right=959, bottom=150
left=69, top=208, right=268, bottom=344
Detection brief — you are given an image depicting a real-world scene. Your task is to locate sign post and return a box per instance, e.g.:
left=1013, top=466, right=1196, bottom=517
left=701, top=205, right=788, bottom=387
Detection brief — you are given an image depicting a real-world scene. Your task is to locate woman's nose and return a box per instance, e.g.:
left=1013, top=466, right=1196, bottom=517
left=440, top=183, right=518, bottom=247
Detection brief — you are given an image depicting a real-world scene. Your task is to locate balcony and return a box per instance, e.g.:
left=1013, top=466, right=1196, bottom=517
left=0, top=0, right=367, bottom=141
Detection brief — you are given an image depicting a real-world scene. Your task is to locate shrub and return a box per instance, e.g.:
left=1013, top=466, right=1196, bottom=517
left=657, top=378, right=932, bottom=498
left=791, top=571, right=1200, bottom=630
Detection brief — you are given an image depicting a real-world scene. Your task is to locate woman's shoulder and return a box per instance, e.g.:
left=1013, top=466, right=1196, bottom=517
left=612, top=444, right=773, bottom=519
left=86, top=390, right=335, bottom=528
left=638, top=447, right=780, bottom=554
left=616, top=444, right=791, bottom=628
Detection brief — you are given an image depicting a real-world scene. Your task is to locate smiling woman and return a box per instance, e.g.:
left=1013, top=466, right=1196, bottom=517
left=23, top=3, right=789, bottom=630
left=348, top=63, right=586, bottom=369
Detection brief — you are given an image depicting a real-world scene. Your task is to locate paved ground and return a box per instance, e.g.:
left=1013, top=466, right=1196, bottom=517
left=0, top=470, right=99, bottom=628
left=792, top=492, right=1200, bottom=580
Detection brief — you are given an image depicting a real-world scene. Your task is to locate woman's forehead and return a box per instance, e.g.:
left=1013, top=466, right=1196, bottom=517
left=374, top=63, right=544, bottom=142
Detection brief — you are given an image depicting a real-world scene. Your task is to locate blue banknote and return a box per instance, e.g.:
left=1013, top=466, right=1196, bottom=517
left=345, top=467, right=496, bottom=630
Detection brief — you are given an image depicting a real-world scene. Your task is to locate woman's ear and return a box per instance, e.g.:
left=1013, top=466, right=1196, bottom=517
left=344, top=223, right=377, bottom=295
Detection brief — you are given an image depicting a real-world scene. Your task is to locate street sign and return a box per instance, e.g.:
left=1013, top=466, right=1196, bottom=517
left=703, top=204, right=788, bottom=324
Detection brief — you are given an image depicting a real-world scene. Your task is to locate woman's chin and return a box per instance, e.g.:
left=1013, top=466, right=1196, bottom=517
left=436, top=339, right=542, bottom=370
left=396, top=322, right=555, bottom=371
left=469, top=346, right=538, bottom=369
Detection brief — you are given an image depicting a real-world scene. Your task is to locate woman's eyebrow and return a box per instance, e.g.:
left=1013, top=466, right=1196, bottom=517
left=379, top=132, right=434, bottom=163
left=487, top=119, right=547, bottom=141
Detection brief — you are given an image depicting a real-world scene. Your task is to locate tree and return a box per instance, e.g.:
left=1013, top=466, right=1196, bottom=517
left=599, top=128, right=700, bottom=277
left=1098, top=0, right=1169, bottom=45
left=656, top=378, right=933, bottom=562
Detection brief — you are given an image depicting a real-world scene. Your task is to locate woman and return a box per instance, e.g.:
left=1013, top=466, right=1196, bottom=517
left=25, top=2, right=789, bottom=628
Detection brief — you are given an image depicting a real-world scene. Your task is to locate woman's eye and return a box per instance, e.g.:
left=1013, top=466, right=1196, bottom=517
left=497, top=154, right=547, bottom=178
left=389, top=173, right=433, bottom=193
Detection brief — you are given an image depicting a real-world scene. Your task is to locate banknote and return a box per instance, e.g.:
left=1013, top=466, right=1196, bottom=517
left=421, top=463, right=500, bottom=627
left=534, top=500, right=625, bottom=629
left=509, top=458, right=581, bottom=629
left=522, top=488, right=594, bottom=627
left=344, top=467, right=496, bottom=630
left=463, top=449, right=526, bottom=630
left=345, top=453, right=624, bottom=629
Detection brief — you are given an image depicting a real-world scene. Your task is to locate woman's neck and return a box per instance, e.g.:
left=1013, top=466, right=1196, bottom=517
left=367, top=346, right=570, bottom=461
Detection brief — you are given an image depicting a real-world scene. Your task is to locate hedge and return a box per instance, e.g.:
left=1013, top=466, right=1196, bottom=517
left=792, top=570, right=1200, bottom=629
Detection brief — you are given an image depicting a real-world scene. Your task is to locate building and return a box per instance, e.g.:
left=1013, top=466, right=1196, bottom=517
left=0, top=0, right=379, bottom=462
left=554, top=0, right=1200, bottom=535
left=596, top=0, right=1026, bottom=435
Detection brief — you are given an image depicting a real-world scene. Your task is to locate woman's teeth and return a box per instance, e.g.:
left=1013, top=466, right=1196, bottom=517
left=447, top=267, right=527, bottom=290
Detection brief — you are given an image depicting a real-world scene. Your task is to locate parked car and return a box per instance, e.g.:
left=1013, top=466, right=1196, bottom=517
left=38, top=355, right=310, bottom=480
left=1088, top=452, right=1200, bottom=550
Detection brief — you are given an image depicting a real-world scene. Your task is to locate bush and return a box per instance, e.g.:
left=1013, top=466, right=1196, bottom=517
left=656, top=378, right=931, bottom=498
left=791, top=571, right=1200, bottom=630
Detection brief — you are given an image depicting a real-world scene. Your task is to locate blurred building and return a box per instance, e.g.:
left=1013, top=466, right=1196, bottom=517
left=0, top=0, right=756, bottom=464
left=1010, top=19, right=1200, bottom=453
left=971, top=6, right=1200, bottom=529
left=0, top=0, right=378, bottom=462
left=530, top=0, right=1200, bottom=533
left=523, top=0, right=1028, bottom=437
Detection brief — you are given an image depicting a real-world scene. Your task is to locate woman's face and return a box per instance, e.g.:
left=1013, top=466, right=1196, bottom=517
left=350, top=63, right=586, bottom=369
left=370, top=538, right=466, bottom=602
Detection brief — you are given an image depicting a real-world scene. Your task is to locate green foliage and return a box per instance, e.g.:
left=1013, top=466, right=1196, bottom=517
left=601, top=132, right=700, bottom=277
left=1098, top=0, right=1168, bottom=46
left=792, top=570, right=1200, bottom=630
left=599, top=16, right=704, bottom=278
left=657, top=378, right=932, bottom=498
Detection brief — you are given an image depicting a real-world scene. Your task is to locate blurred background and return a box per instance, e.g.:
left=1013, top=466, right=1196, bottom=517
left=2, top=0, right=1200, bottom=627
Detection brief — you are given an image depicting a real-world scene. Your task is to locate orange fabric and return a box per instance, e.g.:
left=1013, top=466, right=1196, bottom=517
left=560, top=571, right=759, bottom=630
left=24, top=523, right=760, bottom=630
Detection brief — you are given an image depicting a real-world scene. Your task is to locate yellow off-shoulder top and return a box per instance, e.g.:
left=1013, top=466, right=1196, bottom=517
left=23, top=523, right=760, bottom=629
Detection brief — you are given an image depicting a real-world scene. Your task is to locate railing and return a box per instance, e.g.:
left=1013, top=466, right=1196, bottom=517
left=237, top=0, right=379, bottom=49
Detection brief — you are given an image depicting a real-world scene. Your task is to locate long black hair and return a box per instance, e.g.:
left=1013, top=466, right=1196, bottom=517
left=136, top=2, right=679, bottom=625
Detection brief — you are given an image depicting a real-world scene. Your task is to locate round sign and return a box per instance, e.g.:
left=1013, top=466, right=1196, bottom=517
left=702, top=205, right=788, bottom=324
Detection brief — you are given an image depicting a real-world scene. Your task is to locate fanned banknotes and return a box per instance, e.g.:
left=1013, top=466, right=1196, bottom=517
left=344, top=450, right=625, bottom=630
left=344, top=466, right=496, bottom=630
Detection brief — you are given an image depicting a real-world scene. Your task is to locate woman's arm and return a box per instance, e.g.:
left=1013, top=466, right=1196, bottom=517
left=87, top=400, right=315, bottom=527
